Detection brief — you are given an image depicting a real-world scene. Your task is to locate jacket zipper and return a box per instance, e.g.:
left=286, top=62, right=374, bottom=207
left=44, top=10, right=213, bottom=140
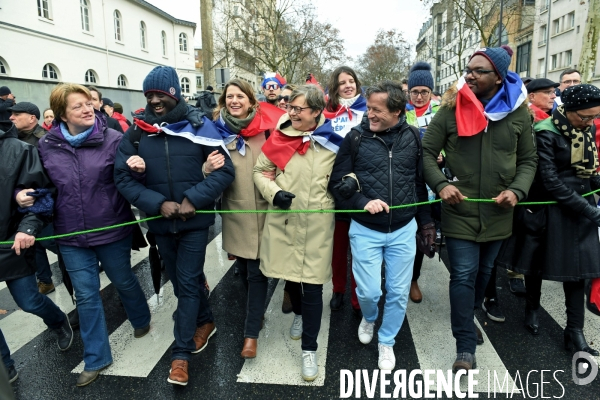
left=368, top=135, right=395, bottom=232
left=164, top=137, right=177, bottom=233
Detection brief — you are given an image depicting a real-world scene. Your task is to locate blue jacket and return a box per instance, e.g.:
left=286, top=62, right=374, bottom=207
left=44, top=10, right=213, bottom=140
left=114, top=118, right=234, bottom=235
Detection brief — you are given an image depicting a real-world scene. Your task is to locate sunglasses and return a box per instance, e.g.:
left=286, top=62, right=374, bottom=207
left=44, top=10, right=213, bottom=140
left=265, top=83, right=280, bottom=90
left=277, top=95, right=289, bottom=102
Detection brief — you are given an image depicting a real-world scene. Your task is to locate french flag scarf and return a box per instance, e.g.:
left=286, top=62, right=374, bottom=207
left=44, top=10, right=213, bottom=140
left=323, top=95, right=367, bottom=121
left=214, top=102, right=285, bottom=156
left=455, top=71, right=527, bottom=136
left=133, top=116, right=226, bottom=151
left=261, top=119, right=343, bottom=171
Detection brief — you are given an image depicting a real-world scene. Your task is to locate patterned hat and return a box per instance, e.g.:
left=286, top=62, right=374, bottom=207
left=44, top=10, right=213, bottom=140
left=143, top=66, right=181, bottom=101
left=470, top=45, right=513, bottom=80
left=562, top=84, right=600, bottom=111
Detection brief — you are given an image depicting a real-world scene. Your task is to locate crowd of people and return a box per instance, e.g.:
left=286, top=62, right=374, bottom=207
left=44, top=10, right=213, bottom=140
left=1, top=43, right=599, bottom=391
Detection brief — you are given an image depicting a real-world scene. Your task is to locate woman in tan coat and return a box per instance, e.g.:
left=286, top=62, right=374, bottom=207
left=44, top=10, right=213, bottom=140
left=206, top=79, right=284, bottom=359
left=253, top=85, right=343, bottom=381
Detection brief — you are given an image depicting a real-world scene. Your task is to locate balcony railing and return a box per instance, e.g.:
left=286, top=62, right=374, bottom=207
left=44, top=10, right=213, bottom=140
left=538, top=39, right=547, bottom=47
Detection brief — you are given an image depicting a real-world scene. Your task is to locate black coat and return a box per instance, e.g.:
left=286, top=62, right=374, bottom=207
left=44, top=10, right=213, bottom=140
left=0, top=98, right=15, bottom=121
left=329, top=116, right=431, bottom=233
left=0, top=121, right=53, bottom=282
left=195, top=91, right=217, bottom=114
left=496, top=129, right=600, bottom=281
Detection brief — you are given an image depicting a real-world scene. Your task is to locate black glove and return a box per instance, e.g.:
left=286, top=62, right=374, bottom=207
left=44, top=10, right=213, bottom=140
left=416, top=222, right=436, bottom=258
left=273, top=191, right=295, bottom=210
left=582, top=203, right=600, bottom=226
left=333, top=177, right=359, bottom=199
left=185, top=106, right=205, bottom=128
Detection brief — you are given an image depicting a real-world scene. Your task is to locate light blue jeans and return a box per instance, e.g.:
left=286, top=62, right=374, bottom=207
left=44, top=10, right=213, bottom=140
left=349, top=219, right=417, bottom=347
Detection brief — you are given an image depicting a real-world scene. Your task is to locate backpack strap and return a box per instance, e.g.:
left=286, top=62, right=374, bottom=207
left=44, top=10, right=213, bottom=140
left=129, top=125, right=143, bottom=149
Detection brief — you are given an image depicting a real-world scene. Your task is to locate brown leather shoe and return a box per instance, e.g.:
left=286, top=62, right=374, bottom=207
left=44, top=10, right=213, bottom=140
left=192, top=322, right=216, bottom=354
left=167, top=360, right=188, bottom=386
left=241, top=338, right=257, bottom=358
left=409, top=281, right=422, bottom=303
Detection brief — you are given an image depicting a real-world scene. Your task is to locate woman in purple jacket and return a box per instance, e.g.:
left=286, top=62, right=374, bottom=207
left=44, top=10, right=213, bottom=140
left=38, top=84, right=151, bottom=387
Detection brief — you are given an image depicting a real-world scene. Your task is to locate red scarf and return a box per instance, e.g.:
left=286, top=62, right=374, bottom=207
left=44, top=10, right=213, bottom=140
left=133, top=118, right=161, bottom=133
left=529, top=103, right=551, bottom=123
left=261, top=125, right=317, bottom=170
left=240, top=102, right=285, bottom=137
left=414, top=102, right=430, bottom=117
left=42, top=122, right=52, bottom=131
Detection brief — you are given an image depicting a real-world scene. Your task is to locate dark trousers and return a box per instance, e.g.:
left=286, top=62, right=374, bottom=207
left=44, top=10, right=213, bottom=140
left=331, top=220, right=359, bottom=309
left=484, top=264, right=498, bottom=299
left=236, top=257, right=268, bottom=338
left=155, top=229, right=213, bottom=361
left=412, top=247, right=425, bottom=282
left=446, top=238, right=503, bottom=354
left=287, top=281, right=323, bottom=351
left=525, top=275, right=585, bottom=329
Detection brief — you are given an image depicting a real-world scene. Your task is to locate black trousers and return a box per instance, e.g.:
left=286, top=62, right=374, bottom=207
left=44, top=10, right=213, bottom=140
left=287, top=281, right=323, bottom=351
left=235, top=257, right=268, bottom=338
left=412, top=248, right=425, bottom=282
left=525, top=275, right=585, bottom=329
left=484, top=264, right=498, bottom=299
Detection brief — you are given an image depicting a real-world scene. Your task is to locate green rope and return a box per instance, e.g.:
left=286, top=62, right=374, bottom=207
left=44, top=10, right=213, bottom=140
left=2, top=188, right=599, bottom=246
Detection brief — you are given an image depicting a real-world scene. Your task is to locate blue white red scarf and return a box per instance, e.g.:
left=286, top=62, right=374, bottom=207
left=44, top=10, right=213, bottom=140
left=133, top=116, right=226, bottom=151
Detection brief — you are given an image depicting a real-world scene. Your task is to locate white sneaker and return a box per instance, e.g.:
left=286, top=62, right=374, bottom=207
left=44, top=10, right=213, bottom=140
left=358, top=317, right=375, bottom=344
left=301, top=351, right=318, bottom=381
left=290, top=314, right=302, bottom=340
left=378, top=343, right=396, bottom=370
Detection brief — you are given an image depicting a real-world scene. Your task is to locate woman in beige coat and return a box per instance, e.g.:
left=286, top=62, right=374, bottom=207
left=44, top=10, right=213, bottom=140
left=206, top=79, right=283, bottom=360
left=253, top=85, right=343, bottom=381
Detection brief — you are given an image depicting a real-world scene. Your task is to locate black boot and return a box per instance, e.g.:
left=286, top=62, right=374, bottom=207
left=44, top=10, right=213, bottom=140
left=524, top=307, right=539, bottom=336
left=564, top=327, right=599, bottom=356
left=329, top=292, right=344, bottom=310
left=68, top=308, right=80, bottom=329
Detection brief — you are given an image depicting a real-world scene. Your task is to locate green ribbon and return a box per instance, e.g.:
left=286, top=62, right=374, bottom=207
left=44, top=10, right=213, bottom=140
left=3, top=188, right=600, bottom=246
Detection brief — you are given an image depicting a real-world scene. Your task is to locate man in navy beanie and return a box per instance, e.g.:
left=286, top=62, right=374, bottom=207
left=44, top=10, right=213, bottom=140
left=114, top=65, right=234, bottom=386
left=422, top=46, right=537, bottom=372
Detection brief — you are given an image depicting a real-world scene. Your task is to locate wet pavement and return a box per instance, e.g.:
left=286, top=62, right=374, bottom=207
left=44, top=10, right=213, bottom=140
left=2, top=216, right=599, bottom=399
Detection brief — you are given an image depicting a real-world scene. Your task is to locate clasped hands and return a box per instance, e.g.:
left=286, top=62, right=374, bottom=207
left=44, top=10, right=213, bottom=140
left=160, top=198, right=196, bottom=221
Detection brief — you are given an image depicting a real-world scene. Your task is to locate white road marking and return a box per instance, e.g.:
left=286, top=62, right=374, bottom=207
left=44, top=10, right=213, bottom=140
left=237, top=279, right=334, bottom=386
left=406, top=256, right=515, bottom=392
left=0, top=249, right=149, bottom=354
left=71, top=233, right=234, bottom=377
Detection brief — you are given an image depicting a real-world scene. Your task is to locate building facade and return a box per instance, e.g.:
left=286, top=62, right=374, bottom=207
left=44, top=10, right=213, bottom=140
left=0, top=0, right=196, bottom=116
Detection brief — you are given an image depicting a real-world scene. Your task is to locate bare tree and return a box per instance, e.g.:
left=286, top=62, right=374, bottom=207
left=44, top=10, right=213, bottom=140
left=356, top=29, right=412, bottom=86
left=579, top=0, right=600, bottom=83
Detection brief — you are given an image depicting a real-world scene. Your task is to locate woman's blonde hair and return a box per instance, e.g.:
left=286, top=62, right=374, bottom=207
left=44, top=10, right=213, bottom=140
left=49, top=83, right=91, bottom=122
left=212, top=79, right=258, bottom=120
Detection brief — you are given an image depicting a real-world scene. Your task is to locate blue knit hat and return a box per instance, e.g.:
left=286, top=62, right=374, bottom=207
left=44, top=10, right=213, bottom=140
left=143, top=66, right=181, bottom=100
left=469, top=45, right=513, bottom=80
left=408, top=62, right=434, bottom=90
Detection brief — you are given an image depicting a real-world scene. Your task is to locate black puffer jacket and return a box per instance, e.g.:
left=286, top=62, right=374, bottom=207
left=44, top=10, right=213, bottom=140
left=0, top=121, right=53, bottom=281
left=330, top=115, right=431, bottom=233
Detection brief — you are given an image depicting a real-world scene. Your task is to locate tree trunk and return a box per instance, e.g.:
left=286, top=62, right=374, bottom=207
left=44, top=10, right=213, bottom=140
left=200, top=0, right=215, bottom=90
left=579, top=0, right=599, bottom=83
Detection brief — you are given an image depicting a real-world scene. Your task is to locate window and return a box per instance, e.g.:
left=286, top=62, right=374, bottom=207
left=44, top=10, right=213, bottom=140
left=553, top=19, right=560, bottom=35
left=0, top=58, right=7, bottom=75
left=80, top=0, right=90, bottom=31
left=539, top=25, right=547, bottom=46
left=179, top=33, right=188, bottom=52
left=196, top=76, right=202, bottom=88
left=538, top=58, right=546, bottom=76
left=140, top=21, right=147, bottom=49
left=161, top=31, right=167, bottom=56
left=516, top=42, right=531, bottom=74
left=489, top=23, right=508, bottom=46
left=181, top=77, right=190, bottom=94
left=114, top=10, right=122, bottom=41
left=117, top=74, right=127, bottom=87
left=564, top=50, right=572, bottom=67
left=568, top=12, right=575, bottom=29
left=37, top=0, right=51, bottom=19
left=84, top=69, right=97, bottom=83
left=42, top=64, right=58, bottom=80
left=551, top=54, right=558, bottom=70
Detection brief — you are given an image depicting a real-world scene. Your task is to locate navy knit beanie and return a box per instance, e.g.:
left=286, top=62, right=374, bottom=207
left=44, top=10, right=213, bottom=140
left=143, top=66, right=181, bottom=100
left=470, top=45, right=513, bottom=80
left=408, top=62, right=434, bottom=90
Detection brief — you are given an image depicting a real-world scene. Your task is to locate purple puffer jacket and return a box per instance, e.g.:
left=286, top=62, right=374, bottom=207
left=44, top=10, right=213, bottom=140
left=38, top=111, right=133, bottom=247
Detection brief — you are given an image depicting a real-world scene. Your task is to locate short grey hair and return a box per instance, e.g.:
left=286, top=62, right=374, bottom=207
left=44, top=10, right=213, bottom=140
left=289, top=85, right=326, bottom=111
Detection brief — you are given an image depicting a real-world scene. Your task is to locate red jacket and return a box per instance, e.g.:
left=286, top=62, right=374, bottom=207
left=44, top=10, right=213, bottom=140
left=112, top=112, right=131, bottom=133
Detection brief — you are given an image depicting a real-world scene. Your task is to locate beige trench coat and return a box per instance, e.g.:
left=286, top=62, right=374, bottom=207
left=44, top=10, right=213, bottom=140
left=221, top=133, right=268, bottom=260
left=252, top=114, right=336, bottom=285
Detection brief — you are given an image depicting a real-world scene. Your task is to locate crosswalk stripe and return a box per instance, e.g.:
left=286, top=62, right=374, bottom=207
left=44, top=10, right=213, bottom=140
left=71, top=233, right=234, bottom=377
left=406, top=256, right=515, bottom=392
left=0, top=248, right=149, bottom=354
left=0, top=251, right=57, bottom=292
left=237, top=279, right=334, bottom=386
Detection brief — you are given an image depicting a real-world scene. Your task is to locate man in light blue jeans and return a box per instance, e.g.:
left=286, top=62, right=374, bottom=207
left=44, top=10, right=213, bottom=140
left=330, top=80, right=435, bottom=370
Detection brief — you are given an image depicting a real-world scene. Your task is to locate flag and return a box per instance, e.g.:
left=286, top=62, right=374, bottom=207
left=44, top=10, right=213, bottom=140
left=455, top=71, right=527, bottom=137
left=135, top=117, right=227, bottom=152
left=323, top=96, right=367, bottom=121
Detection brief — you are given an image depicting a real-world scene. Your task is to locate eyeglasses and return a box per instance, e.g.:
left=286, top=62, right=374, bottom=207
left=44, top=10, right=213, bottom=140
left=410, top=90, right=431, bottom=98
left=463, top=68, right=495, bottom=78
left=277, top=95, right=289, bottom=102
left=265, top=83, right=280, bottom=90
left=561, top=79, right=581, bottom=85
left=285, top=104, right=311, bottom=114
left=534, top=89, right=556, bottom=96
left=574, top=110, right=600, bottom=122
left=402, top=90, right=409, bottom=95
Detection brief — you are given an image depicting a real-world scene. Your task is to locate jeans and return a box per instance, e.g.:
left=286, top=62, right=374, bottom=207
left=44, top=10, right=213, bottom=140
left=60, top=235, right=150, bottom=371
left=154, top=229, right=213, bottom=361
left=236, top=258, right=268, bottom=338
left=331, top=220, right=360, bottom=309
left=350, top=219, right=417, bottom=347
left=287, top=281, right=323, bottom=351
left=445, top=237, right=503, bottom=354
left=0, top=274, right=66, bottom=369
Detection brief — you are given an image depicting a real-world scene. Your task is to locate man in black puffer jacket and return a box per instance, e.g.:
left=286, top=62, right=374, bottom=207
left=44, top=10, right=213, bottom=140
left=329, top=80, right=434, bottom=371
left=114, top=66, right=234, bottom=387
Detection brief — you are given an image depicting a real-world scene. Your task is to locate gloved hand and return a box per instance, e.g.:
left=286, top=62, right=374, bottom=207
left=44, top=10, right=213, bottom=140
left=582, top=204, right=600, bottom=226
left=416, top=222, right=436, bottom=258
left=333, top=176, right=359, bottom=199
left=185, top=106, right=205, bottom=128
left=273, top=191, right=295, bottom=210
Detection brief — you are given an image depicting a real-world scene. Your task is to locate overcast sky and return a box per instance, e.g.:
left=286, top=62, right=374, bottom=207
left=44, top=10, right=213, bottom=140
left=146, top=0, right=430, bottom=60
